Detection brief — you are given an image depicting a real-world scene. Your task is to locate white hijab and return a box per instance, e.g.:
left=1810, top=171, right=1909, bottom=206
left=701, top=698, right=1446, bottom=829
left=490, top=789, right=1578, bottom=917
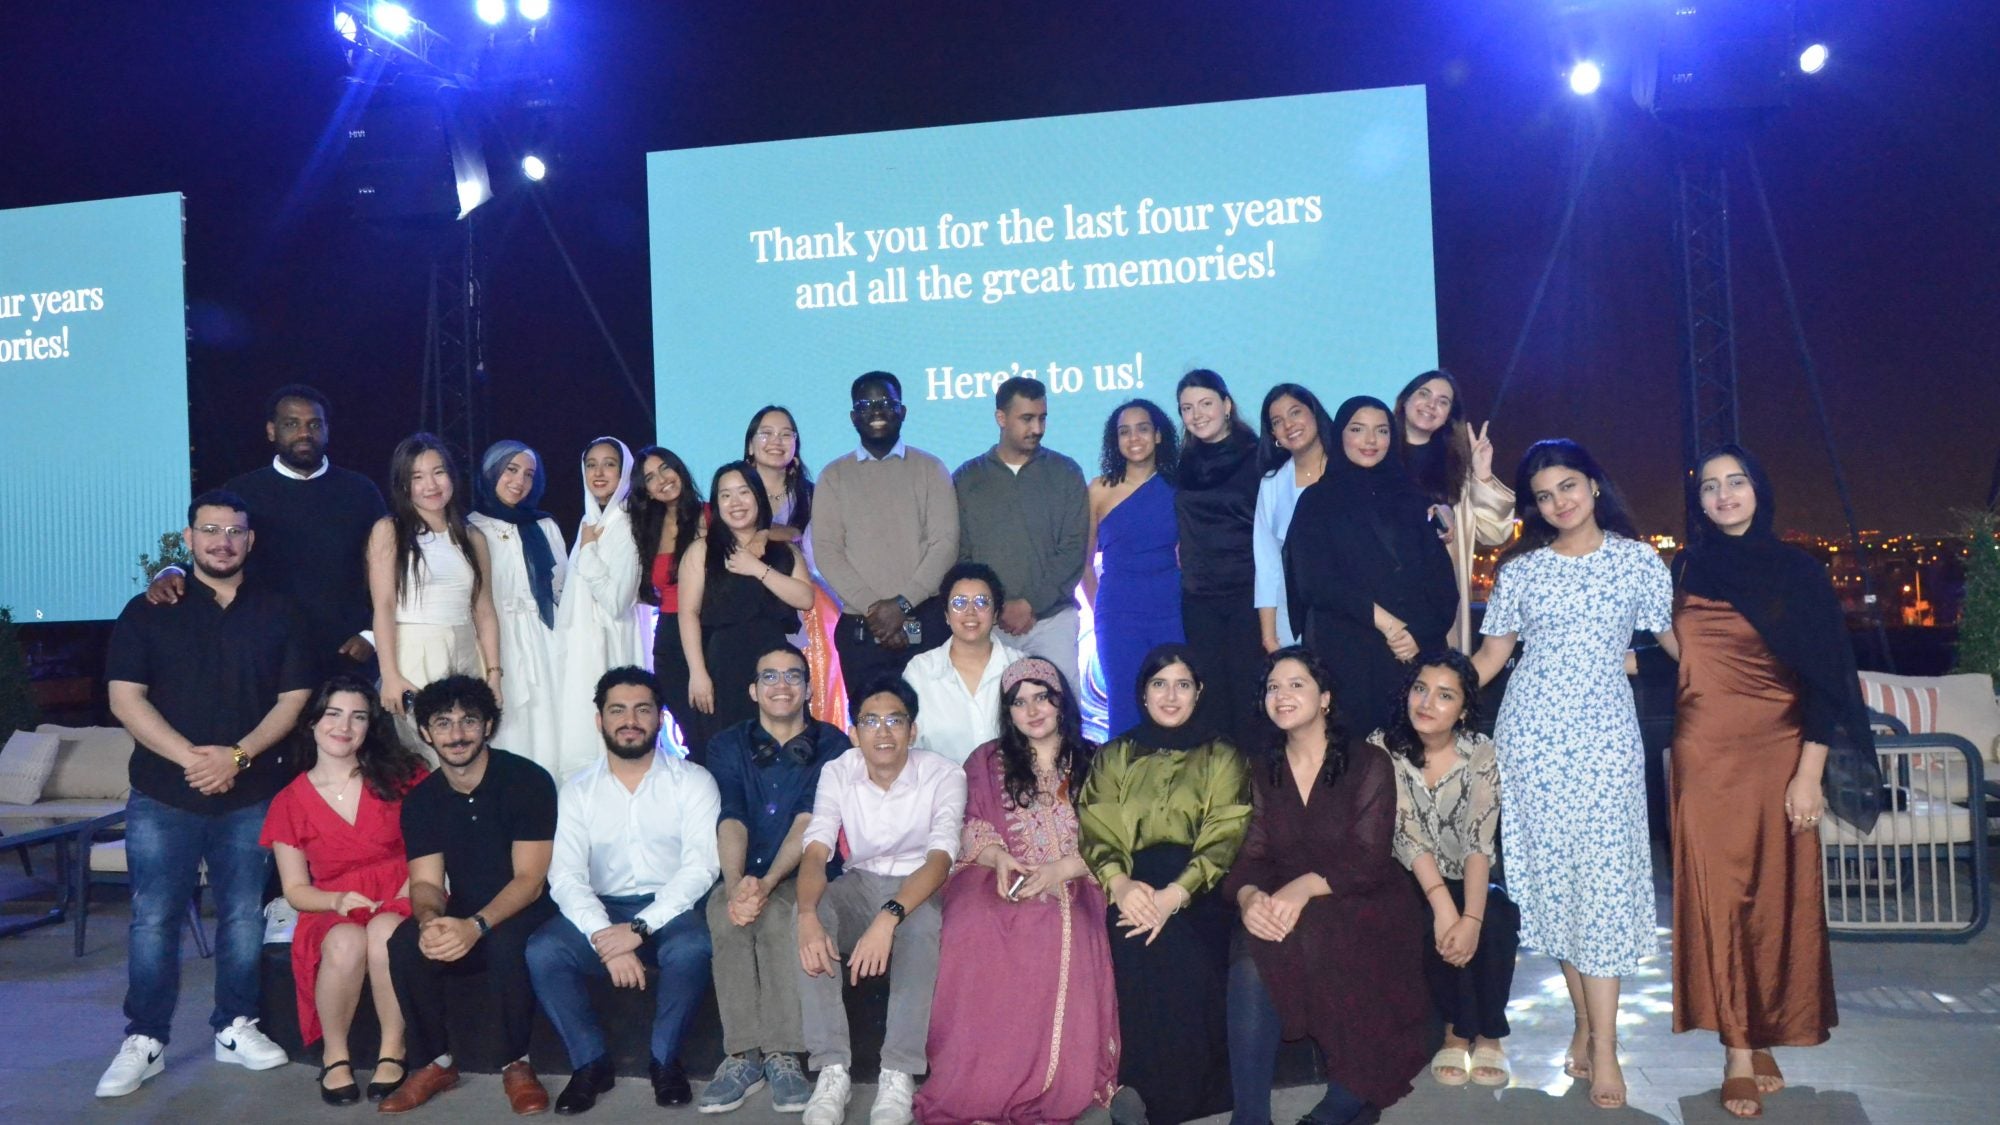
left=574, top=435, right=634, bottom=530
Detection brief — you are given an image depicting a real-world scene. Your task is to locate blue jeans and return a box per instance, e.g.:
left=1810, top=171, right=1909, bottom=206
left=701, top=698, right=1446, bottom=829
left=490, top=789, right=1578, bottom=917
left=1227, top=954, right=1367, bottom=1125
left=123, top=791, right=272, bottom=1043
left=526, top=896, right=712, bottom=1068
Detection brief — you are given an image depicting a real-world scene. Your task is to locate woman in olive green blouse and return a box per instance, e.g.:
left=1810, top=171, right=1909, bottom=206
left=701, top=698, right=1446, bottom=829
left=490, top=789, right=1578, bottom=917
left=1078, top=642, right=1251, bottom=1124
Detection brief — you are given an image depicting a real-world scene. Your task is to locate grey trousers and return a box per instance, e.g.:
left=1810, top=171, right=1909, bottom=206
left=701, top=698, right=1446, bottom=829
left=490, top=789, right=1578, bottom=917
left=796, top=869, right=942, bottom=1075
left=706, top=878, right=806, bottom=1056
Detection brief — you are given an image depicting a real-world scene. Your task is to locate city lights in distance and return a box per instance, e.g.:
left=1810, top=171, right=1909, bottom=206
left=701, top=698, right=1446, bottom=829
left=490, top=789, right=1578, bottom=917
left=519, top=0, right=551, bottom=21
left=1798, top=43, right=1829, bottom=74
left=334, top=10, right=359, bottom=42
left=521, top=154, right=548, bottom=181
left=476, top=0, right=507, bottom=25
left=1569, top=60, right=1604, bottom=96
left=371, top=3, right=413, bottom=38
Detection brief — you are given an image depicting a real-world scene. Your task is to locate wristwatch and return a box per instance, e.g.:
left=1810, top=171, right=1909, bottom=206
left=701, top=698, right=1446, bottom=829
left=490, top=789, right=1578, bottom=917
left=893, top=595, right=914, bottom=616
left=471, top=913, right=491, bottom=937
left=230, top=745, right=251, bottom=771
left=629, top=916, right=652, bottom=938
left=880, top=900, right=907, bottom=924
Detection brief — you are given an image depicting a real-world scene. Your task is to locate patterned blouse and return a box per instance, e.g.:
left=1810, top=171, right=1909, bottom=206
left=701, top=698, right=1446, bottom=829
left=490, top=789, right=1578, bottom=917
left=956, top=752, right=1080, bottom=873
left=1380, top=730, right=1501, bottom=881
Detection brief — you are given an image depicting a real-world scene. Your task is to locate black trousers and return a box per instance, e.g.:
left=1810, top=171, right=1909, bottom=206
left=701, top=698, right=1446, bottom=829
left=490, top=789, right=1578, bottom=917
left=1180, top=590, right=1263, bottom=748
left=388, top=900, right=555, bottom=1067
left=832, top=597, right=945, bottom=699
left=1422, top=879, right=1520, bottom=1041
left=652, top=611, right=698, bottom=762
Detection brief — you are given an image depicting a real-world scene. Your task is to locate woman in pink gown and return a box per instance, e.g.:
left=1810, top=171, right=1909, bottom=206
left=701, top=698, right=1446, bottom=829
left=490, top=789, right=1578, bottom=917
left=916, top=658, right=1127, bottom=1125
left=260, top=676, right=428, bottom=1104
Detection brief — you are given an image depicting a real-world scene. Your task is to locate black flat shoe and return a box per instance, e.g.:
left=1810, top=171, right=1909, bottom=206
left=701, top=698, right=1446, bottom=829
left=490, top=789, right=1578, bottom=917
left=367, top=1056, right=407, bottom=1103
left=318, top=1059, right=360, bottom=1106
left=649, top=1058, right=691, bottom=1107
left=555, top=1057, right=616, bottom=1116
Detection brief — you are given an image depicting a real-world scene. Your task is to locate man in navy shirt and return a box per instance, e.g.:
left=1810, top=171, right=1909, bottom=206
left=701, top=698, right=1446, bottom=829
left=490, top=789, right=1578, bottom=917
left=696, top=643, right=851, bottom=1115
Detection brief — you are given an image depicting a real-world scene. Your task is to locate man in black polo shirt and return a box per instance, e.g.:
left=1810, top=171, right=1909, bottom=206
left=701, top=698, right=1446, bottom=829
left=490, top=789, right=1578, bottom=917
left=382, top=675, right=558, bottom=1116
left=147, top=384, right=388, bottom=682
left=96, top=490, right=313, bottom=1099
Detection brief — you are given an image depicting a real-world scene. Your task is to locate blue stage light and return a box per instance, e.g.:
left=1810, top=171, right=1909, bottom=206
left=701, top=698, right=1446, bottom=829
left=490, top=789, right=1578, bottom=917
left=1798, top=43, right=1829, bottom=74
left=519, top=0, right=550, bottom=21
left=522, top=154, right=548, bottom=182
left=1569, top=60, right=1603, bottom=96
left=372, top=2, right=413, bottom=38
left=476, top=0, right=507, bottom=24
left=334, top=10, right=359, bottom=42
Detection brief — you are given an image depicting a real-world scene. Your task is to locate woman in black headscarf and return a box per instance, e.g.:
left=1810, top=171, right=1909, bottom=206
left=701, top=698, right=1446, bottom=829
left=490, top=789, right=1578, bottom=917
left=1283, top=396, right=1458, bottom=736
left=1670, top=444, right=1881, bottom=1120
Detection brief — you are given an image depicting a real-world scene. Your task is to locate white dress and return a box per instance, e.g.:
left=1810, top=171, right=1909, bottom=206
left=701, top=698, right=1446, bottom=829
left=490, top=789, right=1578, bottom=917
left=552, top=439, right=645, bottom=779
left=1481, top=534, right=1672, bottom=978
left=470, top=511, right=568, bottom=773
left=390, top=530, right=484, bottom=759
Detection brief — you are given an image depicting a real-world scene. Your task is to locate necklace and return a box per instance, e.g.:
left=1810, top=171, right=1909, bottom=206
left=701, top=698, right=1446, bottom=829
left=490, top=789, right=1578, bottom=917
left=313, top=769, right=359, bottom=804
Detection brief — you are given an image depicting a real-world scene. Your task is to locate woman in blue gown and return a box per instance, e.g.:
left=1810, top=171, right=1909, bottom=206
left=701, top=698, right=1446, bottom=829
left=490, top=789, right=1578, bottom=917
left=1086, top=399, right=1185, bottom=738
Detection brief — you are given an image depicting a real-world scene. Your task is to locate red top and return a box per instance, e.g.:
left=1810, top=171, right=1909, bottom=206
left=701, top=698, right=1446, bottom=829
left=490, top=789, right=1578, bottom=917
left=652, top=551, right=680, bottom=613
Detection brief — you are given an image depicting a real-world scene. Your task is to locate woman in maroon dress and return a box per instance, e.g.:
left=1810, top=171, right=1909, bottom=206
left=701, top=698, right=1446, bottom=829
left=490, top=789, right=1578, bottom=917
left=260, top=676, right=428, bottom=1104
left=1224, top=646, right=1429, bottom=1124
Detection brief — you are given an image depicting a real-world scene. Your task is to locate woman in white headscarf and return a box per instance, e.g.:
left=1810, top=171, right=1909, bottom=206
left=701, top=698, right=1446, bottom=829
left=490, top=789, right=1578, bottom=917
left=551, top=436, right=643, bottom=777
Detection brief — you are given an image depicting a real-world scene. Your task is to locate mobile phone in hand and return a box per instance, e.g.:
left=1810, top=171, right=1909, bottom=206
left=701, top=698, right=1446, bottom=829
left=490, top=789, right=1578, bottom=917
left=1006, top=872, right=1027, bottom=899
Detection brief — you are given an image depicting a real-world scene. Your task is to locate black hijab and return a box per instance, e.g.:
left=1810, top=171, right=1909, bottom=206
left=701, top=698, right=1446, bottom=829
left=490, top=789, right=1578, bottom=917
left=1318, top=395, right=1427, bottom=513
left=1121, top=643, right=1226, bottom=753
left=1677, top=445, right=1881, bottom=830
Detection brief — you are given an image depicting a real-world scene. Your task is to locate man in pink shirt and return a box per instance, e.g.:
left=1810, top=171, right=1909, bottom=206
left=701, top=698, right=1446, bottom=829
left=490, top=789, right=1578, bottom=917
left=792, top=674, right=967, bottom=1125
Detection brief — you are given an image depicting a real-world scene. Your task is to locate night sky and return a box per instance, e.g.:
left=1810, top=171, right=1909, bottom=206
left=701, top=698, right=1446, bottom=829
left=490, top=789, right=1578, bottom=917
left=5, top=0, right=1994, bottom=537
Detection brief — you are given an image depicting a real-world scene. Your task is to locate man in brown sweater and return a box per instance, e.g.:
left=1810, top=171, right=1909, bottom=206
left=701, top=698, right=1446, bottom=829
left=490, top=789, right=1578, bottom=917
left=806, top=372, right=960, bottom=690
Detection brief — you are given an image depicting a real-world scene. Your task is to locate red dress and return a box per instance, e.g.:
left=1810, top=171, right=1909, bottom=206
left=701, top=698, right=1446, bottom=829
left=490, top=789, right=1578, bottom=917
left=259, top=769, right=427, bottom=1045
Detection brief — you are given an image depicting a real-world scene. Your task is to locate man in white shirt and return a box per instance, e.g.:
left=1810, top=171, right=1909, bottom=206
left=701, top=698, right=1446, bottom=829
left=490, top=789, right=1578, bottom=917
left=794, top=675, right=967, bottom=1125
left=525, top=667, right=721, bottom=1115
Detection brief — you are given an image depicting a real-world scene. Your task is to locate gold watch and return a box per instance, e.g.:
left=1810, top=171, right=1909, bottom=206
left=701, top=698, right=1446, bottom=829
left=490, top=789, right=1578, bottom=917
left=230, top=745, right=251, bottom=771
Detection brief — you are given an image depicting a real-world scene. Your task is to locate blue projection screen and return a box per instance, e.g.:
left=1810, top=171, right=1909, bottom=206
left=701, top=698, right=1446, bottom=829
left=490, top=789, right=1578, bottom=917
left=0, top=193, right=190, bottom=623
left=648, top=87, right=1437, bottom=479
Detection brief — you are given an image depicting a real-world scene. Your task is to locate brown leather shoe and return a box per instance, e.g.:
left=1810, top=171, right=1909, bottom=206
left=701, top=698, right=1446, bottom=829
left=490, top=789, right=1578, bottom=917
left=377, top=1062, right=459, bottom=1114
left=502, top=1060, right=551, bottom=1115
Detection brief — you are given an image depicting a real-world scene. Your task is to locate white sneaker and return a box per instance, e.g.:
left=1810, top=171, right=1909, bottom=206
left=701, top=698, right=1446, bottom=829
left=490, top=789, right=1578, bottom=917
left=800, top=1063, right=851, bottom=1125
left=96, top=1035, right=165, bottom=1097
left=212, top=1016, right=288, bottom=1070
left=869, top=1068, right=915, bottom=1125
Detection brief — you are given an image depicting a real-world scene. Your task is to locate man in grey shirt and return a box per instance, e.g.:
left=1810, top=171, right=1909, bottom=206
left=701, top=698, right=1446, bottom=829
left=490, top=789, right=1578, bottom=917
left=951, top=376, right=1089, bottom=692
left=807, top=371, right=960, bottom=691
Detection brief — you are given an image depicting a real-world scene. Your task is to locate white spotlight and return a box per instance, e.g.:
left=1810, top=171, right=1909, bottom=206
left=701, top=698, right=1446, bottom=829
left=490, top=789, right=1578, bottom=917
left=1798, top=43, right=1829, bottom=74
left=372, top=2, right=413, bottom=38
left=519, top=0, right=550, bottom=20
left=1569, top=60, right=1604, bottom=96
left=334, top=10, right=359, bottom=42
left=521, top=154, right=548, bottom=182
left=476, top=0, right=507, bottom=25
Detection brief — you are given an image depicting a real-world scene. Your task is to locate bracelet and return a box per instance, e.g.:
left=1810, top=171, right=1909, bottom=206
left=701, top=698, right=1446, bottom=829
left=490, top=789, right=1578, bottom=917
left=762, top=566, right=774, bottom=581
left=487, top=666, right=503, bottom=676
left=1463, top=913, right=1483, bottom=924
left=1421, top=883, right=1448, bottom=897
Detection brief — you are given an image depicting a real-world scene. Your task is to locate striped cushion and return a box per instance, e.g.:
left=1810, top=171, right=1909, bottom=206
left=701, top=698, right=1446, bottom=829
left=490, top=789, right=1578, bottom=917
left=1860, top=677, right=1940, bottom=734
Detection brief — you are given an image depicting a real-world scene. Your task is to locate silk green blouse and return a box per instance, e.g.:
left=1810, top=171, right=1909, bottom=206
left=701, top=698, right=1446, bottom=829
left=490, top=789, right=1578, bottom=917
left=1077, top=735, right=1252, bottom=897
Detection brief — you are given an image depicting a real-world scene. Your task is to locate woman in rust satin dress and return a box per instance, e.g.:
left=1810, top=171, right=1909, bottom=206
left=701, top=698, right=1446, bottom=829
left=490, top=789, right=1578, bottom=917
left=1671, top=445, right=1877, bottom=1119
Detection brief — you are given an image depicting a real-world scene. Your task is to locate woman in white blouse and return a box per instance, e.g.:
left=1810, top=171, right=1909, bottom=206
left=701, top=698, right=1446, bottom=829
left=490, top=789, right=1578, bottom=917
left=1251, top=384, right=1334, bottom=653
left=469, top=440, right=568, bottom=774
left=903, top=562, right=1024, bottom=764
left=551, top=436, right=643, bottom=778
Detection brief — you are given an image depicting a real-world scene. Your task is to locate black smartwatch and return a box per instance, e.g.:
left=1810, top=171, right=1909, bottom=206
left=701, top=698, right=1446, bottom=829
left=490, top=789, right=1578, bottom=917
left=471, top=913, right=491, bottom=937
left=629, top=916, right=653, bottom=938
left=880, top=900, right=907, bottom=924
left=893, top=595, right=915, bottom=616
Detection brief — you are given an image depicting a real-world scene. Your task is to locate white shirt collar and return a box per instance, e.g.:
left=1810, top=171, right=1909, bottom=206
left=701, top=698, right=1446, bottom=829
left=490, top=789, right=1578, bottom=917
left=854, top=440, right=908, bottom=463
left=272, top=455, right=330, bottom=481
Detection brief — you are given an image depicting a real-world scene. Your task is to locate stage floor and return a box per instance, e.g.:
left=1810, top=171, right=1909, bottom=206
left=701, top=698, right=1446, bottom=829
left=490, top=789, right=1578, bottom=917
left=3, top=859, right=1995, bottom=1124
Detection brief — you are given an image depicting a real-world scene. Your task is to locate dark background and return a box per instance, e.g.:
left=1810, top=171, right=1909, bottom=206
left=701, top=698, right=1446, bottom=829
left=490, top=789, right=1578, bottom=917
left=4, top=0, right=1995, bottom=539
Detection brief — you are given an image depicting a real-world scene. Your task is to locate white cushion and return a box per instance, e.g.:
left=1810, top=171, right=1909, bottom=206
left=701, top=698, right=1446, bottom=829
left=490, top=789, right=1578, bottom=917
left=1859, top=671, right=2000, bottom=764
left=35, top=724, right=135, bottom=801
left=0, top=730, right=63, bottom=805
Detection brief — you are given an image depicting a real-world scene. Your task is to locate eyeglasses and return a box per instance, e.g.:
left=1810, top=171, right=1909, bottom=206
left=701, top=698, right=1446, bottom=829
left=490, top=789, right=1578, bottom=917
left=753, top=428, right=797, bottom=443
left=851, top=398, right=900, bottom=416
left=424, top=714, right=487, bottom=733
left=855, top=713, right=909, bottom=731
left=757, top=668, right=808, bottom=686
left=948, top=594, right=993, bottom=612
left=193, top=524, right=251, bottom=539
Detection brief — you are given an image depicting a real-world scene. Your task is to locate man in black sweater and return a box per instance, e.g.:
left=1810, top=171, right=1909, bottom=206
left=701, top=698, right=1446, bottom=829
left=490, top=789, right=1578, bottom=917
left=148, top=384, right=386, bottom=683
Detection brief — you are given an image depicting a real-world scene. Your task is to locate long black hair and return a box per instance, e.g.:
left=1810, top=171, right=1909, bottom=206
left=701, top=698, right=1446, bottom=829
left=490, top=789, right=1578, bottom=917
left=704, top=460, right=783, bottom=583
left=629, top=445, right=705, bottom=607
left=1379, top=650, right=1482, bottom=769
left=1393, top=369, right=1471, bottom=503
left=996, top=666, right=1095, bottom=811
left=1497, top=438, right=1639, bottom=568
left=1097, top=398, right=1180, bottom=486
left=1258, top=645, right=1346, bottom=789
left=292, top=676, right=428, bottom=801
left=1257, top=383, right=1337, bottom=477
left=1133, top=642, right=1205, bottom=719
left=387, top=432, right=481, bottom=604
left=744, top=405, right=814, bottom=531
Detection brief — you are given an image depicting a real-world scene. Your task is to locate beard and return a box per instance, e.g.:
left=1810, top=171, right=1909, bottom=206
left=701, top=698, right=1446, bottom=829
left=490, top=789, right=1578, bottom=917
left=601, top=728, right=656, bottom=760
left=193, top=554, right=246, bottom=581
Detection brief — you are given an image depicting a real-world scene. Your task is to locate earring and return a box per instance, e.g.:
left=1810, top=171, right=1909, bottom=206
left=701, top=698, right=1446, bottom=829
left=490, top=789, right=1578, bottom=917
left=1592, top=486, right=1600, bottom=497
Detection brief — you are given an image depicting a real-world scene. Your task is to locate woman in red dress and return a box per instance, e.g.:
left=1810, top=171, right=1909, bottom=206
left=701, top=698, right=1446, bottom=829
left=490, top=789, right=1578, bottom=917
left=260, top=676, right=428, bottom=1104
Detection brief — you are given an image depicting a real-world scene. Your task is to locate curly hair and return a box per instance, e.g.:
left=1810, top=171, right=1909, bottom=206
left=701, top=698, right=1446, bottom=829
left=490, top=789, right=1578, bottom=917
left=1097, top=398, right=1180, bottom=486
left=1379, top=650, right=1482, bottom=769
left=292, top=676, right=428, bottom=801
left=1257, top=646, right=1347, bottom=789
left=996, top=667, right=1095, bottom=811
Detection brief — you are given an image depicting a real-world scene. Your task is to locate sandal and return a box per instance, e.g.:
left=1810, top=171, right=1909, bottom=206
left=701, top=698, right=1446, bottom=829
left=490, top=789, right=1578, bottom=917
left=1429, top=1045, right=1470, bottom=1085
left=367, top=1056, right=408, bottom=1102
left=1564, top=1027, right=1591, bottom=1080
left=1750, top=1049, right=1785, bottom=1093
left=1720, top=1075, right=1764, bottom=1118
left=1469, top=1042, right=1510, bottom=1087
left=319, top=1059, right=360, bottom=1106
left=1587, top=1038, right=1625, bottom=1110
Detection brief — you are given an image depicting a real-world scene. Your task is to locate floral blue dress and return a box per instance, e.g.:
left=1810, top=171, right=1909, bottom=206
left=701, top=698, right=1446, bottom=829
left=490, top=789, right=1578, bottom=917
left=1481, top=534, right=1672, bottom=977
